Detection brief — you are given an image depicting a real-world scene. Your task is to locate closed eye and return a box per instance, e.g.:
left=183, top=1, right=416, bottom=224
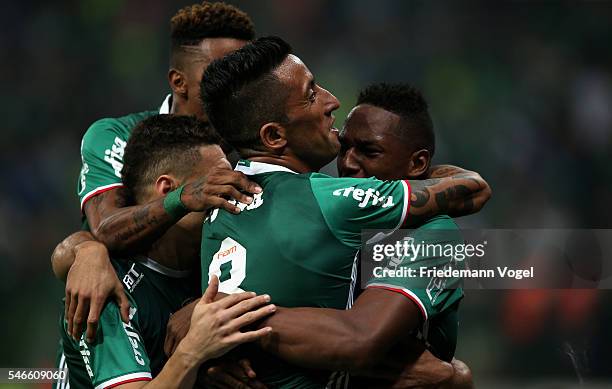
left=307, top=78, right=318, bottom=103
left=309, top=89, right=318, bottom=103
left=362, top=149, right=381, bottom=157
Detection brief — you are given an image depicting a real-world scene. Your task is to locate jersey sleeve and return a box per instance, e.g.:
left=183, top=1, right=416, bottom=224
left=77, top=118, right=128, bottom=211
left=78, top=302, right=152, bottom=388
left=309, top=173, right=411, bottom=248
left=366, top=216, right=464, bottom=322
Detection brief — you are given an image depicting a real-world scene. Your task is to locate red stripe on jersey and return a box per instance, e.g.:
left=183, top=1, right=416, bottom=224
left=105, top=377, right=152, bottom=388
left=366, top=284, right=427, bottom=321
left=401, top=179, right=412, bottom=228
left=81, top=184, right=124, bottom=212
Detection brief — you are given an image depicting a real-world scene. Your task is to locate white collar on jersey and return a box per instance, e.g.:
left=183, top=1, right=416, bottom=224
left=159, top=94, right=171, bottom=114
left=139, top=256, right=193, bottom=278
left=234, top=160, right=298, bottom=175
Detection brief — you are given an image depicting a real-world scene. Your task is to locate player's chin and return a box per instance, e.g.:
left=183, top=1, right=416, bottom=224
left=317, top=143, right=340, bottom=167
left=328, top=132, right=341, bottom=151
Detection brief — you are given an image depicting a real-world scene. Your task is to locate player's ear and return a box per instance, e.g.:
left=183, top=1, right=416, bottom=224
left=155, top=175, right=179, bottom=197
left=408, top=149, right=431, bottom=178
left=259, top=122, right=287, bottom=152
left=168, top=68, right=188, bottom=97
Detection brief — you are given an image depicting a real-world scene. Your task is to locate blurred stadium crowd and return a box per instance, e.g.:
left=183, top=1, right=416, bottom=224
left=1, top=0, right=610, bottom=386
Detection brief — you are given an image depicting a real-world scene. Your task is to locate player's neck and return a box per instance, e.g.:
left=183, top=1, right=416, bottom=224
left=170, top=93, right=208, bottom=121
left=170, top=94, right=189, bottom=116
left=247, top=155, right=319, bottom=174
left=145, top=225, right=199, bottom=271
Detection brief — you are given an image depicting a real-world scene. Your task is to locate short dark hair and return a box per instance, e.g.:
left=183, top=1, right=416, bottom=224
left=201, top=36, right=292, bottom=150
left=170, top=2, right=255, bottom=68
left=121, top=115, right=220, bottom=203
left=357, top=83, right=435, bottom=156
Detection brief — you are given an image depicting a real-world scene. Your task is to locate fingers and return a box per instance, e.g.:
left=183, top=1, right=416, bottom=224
left=202, top=275, right=220, bottom=304
left=203, top=183, right=255, bottom=214
left=206, top=366, right=250, bottom=389
left=213, top=184, right=255, bottom=205
left=64, top=290, right=71, bottom=327
left=211, top=170, right=262, bottom=195
left=214, top=291, right=257, bottom=310
left=249, top=379, right=268, bottom=389
left=227, top=304, right=276, bottom=332
left=72, top=298, right=89, bottom=340
left=238, top=359, right=257, bottom=380
left=66, top=293, right=77, bottom=338
left=85, top=295, right=104, bottom=343
left=221, top=294, right=273, bottom=324
left=114, top=284, right=131, bottom=324
left=207, top=196, right=242, bottom=215
left=184, top=169, right=261, bottom=213
left=226, top=326, right=273, bottom=346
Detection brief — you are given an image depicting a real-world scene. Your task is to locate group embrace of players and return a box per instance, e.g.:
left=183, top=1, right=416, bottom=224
left=51, top=2, right=491, bottom=388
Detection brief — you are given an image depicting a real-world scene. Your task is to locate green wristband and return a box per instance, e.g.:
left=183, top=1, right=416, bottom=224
left=163, top=185, right=189, bottom=220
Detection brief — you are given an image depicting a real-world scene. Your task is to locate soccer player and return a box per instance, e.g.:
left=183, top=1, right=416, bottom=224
left=196, top=36, right=490, bottom=387
left=53, top=1, right=261, bottom=340
left=249, top=83, right=474, bottom=388
left=201, top=84, right=473, bottom=388
left=54, top=115, right=276, bottom=389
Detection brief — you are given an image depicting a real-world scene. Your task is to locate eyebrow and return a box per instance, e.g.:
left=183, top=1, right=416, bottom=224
left=355, top=139, right=383, bottom=148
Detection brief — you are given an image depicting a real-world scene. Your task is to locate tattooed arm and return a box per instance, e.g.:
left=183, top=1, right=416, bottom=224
left=85, top=164, right=261, bottom=254
left=85, top=188, right=176, bottom=254
left=53, top=164, right=261, bottom=341
left=405, top=166, right=491, bottom=227
left=427, top=164, right=473, bottom=179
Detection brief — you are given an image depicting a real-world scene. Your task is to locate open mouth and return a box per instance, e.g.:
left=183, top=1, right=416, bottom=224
left=330, top=116, right=338, bottom=133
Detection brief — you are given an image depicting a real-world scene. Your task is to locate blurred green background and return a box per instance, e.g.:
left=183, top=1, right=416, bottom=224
left=1, top=0, right=611, bottom=387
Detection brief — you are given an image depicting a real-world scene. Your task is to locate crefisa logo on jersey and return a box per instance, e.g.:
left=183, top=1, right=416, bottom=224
left=104, top=136, right=126, bottom=178
left=333, top=186, right=395, bottom=208
left=123, top=320, right=146, bottom=366
left=79, top=339, right=94, bottom=378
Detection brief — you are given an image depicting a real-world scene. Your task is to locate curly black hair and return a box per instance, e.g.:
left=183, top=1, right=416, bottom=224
left=357, top=83, right=435, bottom=155
left=201, top=36, right=292, bottom=150
left=171, top=2, right=255, bottom=47
left=121, top=114, right=221, bottom=204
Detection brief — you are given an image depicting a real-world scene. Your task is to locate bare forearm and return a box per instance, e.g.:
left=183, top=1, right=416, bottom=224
left=257, top=289, right=422, bottom=373
left=350, top=345, right=454, bottom=388
left=407, top=169, right=491, bottom=224
left=428, top=164, right=470, bottom=179
left=257, top=307, right=370, bottom=371
left=142, top=344, right=201, bottom=388
left=257, top=309, right=451, bottom=387
left=91, top=197, right=175, bottom=253
left=51, top=231, right=96, bottom=281
left=87, top=168, right=260, bottom=254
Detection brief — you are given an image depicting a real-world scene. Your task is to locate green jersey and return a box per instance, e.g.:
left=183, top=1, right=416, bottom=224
left=365, top=215, right=464, bottom=362
left=59, top=256, right=199, bottom=389
left=77, top=96, right=170, bottom=211
left=201, top=160, right=412, bottom=388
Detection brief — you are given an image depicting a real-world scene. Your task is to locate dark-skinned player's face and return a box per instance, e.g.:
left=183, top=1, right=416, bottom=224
left=338, top=104, right=414, bottom=180
left=185, top=38, right=249, bottom=119
left=274, top=55, right=341, bottom=170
